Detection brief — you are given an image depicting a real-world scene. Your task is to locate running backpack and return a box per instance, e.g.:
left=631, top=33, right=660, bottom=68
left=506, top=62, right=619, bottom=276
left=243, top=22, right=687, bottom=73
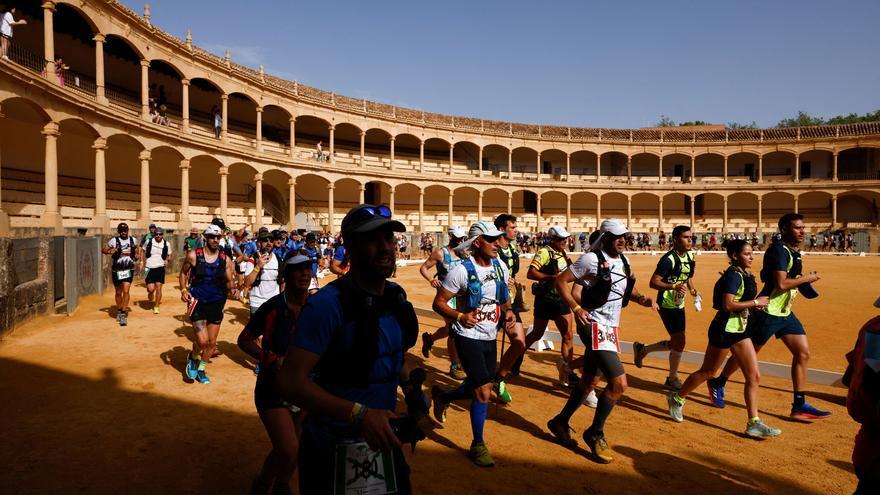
left=251, top=251, right=283, bottom=288
left=145, top=238, right=169, bottom=261
left=112, top=237, right=137, bottom=265
left=711, top=266, right=756, bottom=311
left=657, top=249, right=695, bottom=302
left=458, top=258, right=509, bottom=313
left=192, top=248, right=227, bottom=289
left=579, top=250, right=635, bottom=311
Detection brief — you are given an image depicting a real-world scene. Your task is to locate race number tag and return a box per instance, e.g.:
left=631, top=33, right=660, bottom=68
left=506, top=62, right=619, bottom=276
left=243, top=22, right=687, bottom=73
left=475, top=303, right=500, bottom=324
left=591, top=322, right=620, bottom=352
left=333, top=442, right=397, bottom=495
left=115, top=269, right=132, bottom=279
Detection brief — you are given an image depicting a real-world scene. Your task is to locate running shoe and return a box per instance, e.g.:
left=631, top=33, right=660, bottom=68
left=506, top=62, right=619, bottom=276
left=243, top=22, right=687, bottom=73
left=556, top=360, right=570, bottom=387
left=118, top=311, right=128, bottom=327
left=745, top=419, right=782, bottom=438
left=667, top=391, right=684, bottom=422
left=421, top=332, right=433, bottom=358
left=253, top=363, right=261, bottom=376
left=185, top=355, right=199, bottom=380
left=547, top=417, right=577, bottom=447
left=583, top=390, right=598, bottom=408
left=707, top=381, right=725, bottom=408
left=664, top=376, right=682, bottom=391
left=449, top=363, right=466, bottom=381
left=153, top=305, right=160, bottom=315
left=494, top=380, right=512, bottom=404
left=790, top=402, right=832, bottom=420
left=196, top=369, right=211, bottom=384
left=583, top=429, right=613, bottom=464
left=431, top=386, right=449, bottom=423
left=468, top=441, right=495, bottom=467
left=632, top=341, right=646, bottom=368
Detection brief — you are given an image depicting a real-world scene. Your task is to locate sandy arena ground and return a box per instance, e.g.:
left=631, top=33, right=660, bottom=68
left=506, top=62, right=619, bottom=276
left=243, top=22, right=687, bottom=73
left=1, top=253, right=875, bottom=494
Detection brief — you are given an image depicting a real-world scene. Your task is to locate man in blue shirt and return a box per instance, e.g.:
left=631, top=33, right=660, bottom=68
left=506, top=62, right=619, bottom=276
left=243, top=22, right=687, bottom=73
left=278, top=204, right=421, bottom=494
left=329, top=238, right=349, bottom=278
left=300, top=232, right=321, bottom=278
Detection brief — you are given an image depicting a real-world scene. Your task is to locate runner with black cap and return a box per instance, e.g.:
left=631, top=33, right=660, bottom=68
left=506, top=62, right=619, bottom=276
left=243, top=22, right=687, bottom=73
left=102, top=222, right=138, bottom=326
left=238, top=254, right=313, bottom=495
left=431, top=221, right=516, bottom=467
left=179, top=224, right=238, bottom=384
left=277, top=204, right=422, bottom=494
left=143, top=227, right=171, bottom=314
left=243, top=228, right=282, bottom=315
left=419, top=225, right=468, bottom=380
left=546, top=219, right=657, bottom=464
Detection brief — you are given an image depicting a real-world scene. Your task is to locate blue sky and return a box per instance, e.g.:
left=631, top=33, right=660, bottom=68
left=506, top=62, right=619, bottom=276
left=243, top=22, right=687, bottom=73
left=124, top=0, right=880, bottom=128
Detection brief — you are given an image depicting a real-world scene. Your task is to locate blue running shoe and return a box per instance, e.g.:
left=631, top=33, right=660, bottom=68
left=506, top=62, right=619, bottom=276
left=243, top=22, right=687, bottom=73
left=707, top=381, right=725, bottom=408
left=254, top=363, right=261, bottom=377
left=185, top=355, right=198, bottom=380
left=196, top=369, right=211, bottom=384
left=790, top=401, right=831, bottom=420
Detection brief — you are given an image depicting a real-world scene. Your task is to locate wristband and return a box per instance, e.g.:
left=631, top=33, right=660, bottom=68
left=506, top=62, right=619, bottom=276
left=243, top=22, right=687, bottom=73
left=253, top=266, right=261, bottom=273
left=457, top=312, right=467, bottom=323
left=753, top=299, right=759, bottom=307
left=570, top=304, right=582, bottom=313
left=350, top=402, right=367, bottom=425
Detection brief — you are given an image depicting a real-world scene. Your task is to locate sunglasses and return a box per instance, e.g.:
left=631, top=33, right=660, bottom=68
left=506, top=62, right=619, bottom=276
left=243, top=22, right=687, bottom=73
left=205, top=234, right=219, bottom=240
left=362, top=205, right=392, bottom=219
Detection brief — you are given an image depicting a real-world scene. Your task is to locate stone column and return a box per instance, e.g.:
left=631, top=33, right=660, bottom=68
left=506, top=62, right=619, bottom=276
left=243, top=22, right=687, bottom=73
left=536, top=194, right=543, bottom=233
left=793, top=195, right=799, bottom=214
left=658, top=197, right=664, bottom=232
left=596, top=195, right=602, bottom=230
left=477, top=191, right=483, bottom=221
left=329, top=125, right=335, bottom=165
left=94, top=34, right=107, bottom=104
left=419, top=139, right=425, bottom=174
left=220, top=94, right=228, bottom=142
left=690, top=195, right=696, bottom=228
left=478, top=146, right=483, bottom=177
left=658, top=157, right=663, bottom=183
left=140, top=59, right=150, bottom=120
left=832, top=194, right=838, bottom=227
left=255, top=107, right=263, bottom=151
left=181, top=79, right=190, bottom=132
left=565, top=153, right=571, bottom=181
left=625, top=155, right=631, bottom=184
left=722, top=196, right=728, bottom=233
left=723, top=155, right=729, bottom=183
left=138, top=150, right=151, bottom=226
left=757, top=196, right=763, bottom=234
left=507, top=191, right=513, bottom=213
left=327, top=183, right=335, bottom=231
left=418, top=189, right=424, bottom=233
left=288, top=178, right=296, bottom=229
left=507, top=148, right=513, bottom=178
left=42, top=2, right=56, bottom=77
left=219, top=166, right=229, bottom=220
left=565, top=194, right=572, bottom=231
left=794, top=154, right=800, bottom=183
left=289, top=117, right=296, bottom=158
left=690, top=155, right=695, bottom=183
left=359, top=131, right=366, bottom=167
left=757, top=155, right=763, bottom=183
left=92, top=138, right=109, bottom=232
left=254, top=173, right=264, bottom=229
left=359, top=184, right=365, bottom=204
left=179, top=159, right=191, bottom=230
left=0, top=129, right=7, bottom=234
left=536, top=152, right=542, bottom=182
left=626, top=196, right=632, bottom=228
left=447, top=190, right=453, bottom=228
left=389, top=186, right=396, bottom=213
left=448, top=143, right=454, bottom=176
left=389, top=136, right=395, bottom=170
left=832, top=152, right=839, bottom=182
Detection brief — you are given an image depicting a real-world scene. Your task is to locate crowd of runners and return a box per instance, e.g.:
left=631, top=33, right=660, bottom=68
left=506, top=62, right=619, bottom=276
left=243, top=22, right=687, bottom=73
left=98, top=206, right=877, bottom=494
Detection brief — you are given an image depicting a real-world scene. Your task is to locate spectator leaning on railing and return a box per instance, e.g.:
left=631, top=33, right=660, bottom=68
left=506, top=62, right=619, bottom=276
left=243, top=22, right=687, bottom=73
left=1, top=7, right=26, bottom=61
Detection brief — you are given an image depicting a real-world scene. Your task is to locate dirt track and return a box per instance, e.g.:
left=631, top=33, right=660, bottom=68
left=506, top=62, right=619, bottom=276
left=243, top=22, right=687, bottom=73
left=0, top=254, right=872, bottom=494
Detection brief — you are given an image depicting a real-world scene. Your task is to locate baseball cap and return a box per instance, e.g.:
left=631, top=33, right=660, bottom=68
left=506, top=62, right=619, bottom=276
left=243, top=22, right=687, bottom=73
left=211, top=218, right=226, bottom=230
left=204, top=224, right=222, bottom=236
left=117, top=222, right=129, bottom=232
left=190, top=227, right=199, bottom=234
left=457, top=221, right=504, bottom=252
left=590, top=218, right=629, bottom=250
left=305, top=232, right=317, bottom=242
left=148, top=223, right=157, bottom=229
left=283, top=254, right=312, bottom=270
left=279, top=226, right=288, bottom=233
left=341, top=204, right=405, bottom=237
left=548, top=225, right=570, bottom=239
left=448, top=225, right=466, bottom=239
left=154, top=227, right=164, bottom=235
left=272, top=229, right=283, bottom=240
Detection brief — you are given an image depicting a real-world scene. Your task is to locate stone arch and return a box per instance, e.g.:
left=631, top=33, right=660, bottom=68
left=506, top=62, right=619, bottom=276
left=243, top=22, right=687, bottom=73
left=838, top=147, right=880, bottom=180
left=511, top=146, right=538, bottom=178
left=838, top=190, right=880, bottom=226
left=600, top=151, right=628, bottom=179
left=728, top=151, right=760, bottom=182
left=630, top=152, right=660, bottom=179
left=362, top=128, right=392, bottom=168
left=294, top=115, right=332, bottom=160
left=727, top=192, right=760, bottom=231
left=452, top=186, right=480, bottom=226
left=662, top=192, right=690, bottom=227
left=694, top=152, right=724, bottom=180
left=452, top=141, right=480, bottom=174
left=541, top=149, right=567, bottom=178
left=261, top=104, right=293, bottom=151
left=187, top=78, right=224, bottom=136
left=226, top=92, right=258, bottom=144
left=571, top=191, right=599, bottom=231
left=103, top=34, right=144, bottom=110
left=332, top=122, right=362, bottom=163
left=261, top=169, right=293, bottom=226
left=422, top=137, right=451, bottom=174
left=293, top=173, right=331, bottom=230
left=661, top=153, right=691, bottom=183
left=799, top=149, right=833, bottom=180
left=482, top=144, right=509, bottom=175
left=632, top=192, right=661, bottom=232
left=540, top=190, right=568, bottom=231
left=692, top=192, right=725, bottom=232
left=760, top=191, right=796, bottom=228
left=762, top=151, right=796, bottom=178
left=393, top=133, right=422, bottom=171
left=571, top=150, right=598, bottom=177
left=147, top=59, right=183, bottom=125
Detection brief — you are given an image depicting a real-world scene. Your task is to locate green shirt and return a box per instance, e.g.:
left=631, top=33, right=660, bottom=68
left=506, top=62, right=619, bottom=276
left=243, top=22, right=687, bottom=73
left=655, top=250, right=695, bottom=309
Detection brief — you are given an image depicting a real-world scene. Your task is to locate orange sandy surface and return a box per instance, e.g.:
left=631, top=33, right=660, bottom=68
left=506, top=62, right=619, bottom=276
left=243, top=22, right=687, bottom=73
left=0, top=254, right=873, bottom=494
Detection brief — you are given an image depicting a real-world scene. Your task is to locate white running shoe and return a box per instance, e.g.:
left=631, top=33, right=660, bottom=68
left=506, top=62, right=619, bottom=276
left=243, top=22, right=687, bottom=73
left=583, top=390, right=598, bottom=408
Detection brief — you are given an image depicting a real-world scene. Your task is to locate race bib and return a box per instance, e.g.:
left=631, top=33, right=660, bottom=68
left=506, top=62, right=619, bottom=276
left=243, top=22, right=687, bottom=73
left=591, top=322, right=620, bottom=353
left=334, top=442, right=397, bottom=495
left=115, top=269, right=131, bottom=279
left=474, top=303, right=500, bottom=324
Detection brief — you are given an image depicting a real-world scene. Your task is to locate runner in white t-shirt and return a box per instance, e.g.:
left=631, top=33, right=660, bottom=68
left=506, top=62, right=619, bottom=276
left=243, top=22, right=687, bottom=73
left=143, top=227, right=172, bottom=314
left=242, top=230, right=281, bottom=314
left=546, top=219, right=657, bottom=464
left=101, top=223, right=139, bottom=326
left=430, top=221, right=515, bottom=468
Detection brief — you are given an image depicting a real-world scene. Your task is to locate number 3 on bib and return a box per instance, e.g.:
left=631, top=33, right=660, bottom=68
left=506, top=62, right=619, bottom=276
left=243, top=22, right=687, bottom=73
left=591, top=322, right=620, bottom=353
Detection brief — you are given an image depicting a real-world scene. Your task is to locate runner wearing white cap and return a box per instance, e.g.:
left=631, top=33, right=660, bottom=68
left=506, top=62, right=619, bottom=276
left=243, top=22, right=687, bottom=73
left=546, top=219, right=658, bottom=464
left=419, top=225, right=469, bottom=380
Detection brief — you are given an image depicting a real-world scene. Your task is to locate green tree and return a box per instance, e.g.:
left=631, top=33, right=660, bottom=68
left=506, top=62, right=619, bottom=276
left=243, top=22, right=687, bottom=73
left=656, top=115, right=676, bottom=127
left=727, top=121, right=757, bottom=129
left=777, top=111, right=826, bottom=128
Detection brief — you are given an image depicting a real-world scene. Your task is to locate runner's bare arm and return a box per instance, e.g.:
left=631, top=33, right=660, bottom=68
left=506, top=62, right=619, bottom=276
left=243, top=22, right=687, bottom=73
left=650, top=272, right=687, bottom=295
left=687, top=277, right=698, bottom=296
left=178, top=251, right=196, bottom=302
left=723, top=293, right=768, bottom=312
left=225, top=257, right=238, bottom=298
left=329, top=258, right=346, bottom=276
left=556, top=268, right=591, bottom=325
left=236, top=325, right=262, bottom=361
left=526, top=264, right=553, bottom=282
left=433, top=286, right=476, bottom=327
left=772, top=269, right=819, bottom=291
left=419, top=250, right=441, bottom=283
left=629, top=287, right=658, bottom=310
left=242, top=253, right=268, bottom=289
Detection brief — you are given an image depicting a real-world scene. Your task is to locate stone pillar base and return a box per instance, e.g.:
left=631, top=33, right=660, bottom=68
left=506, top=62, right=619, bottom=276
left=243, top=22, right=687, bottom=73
left=0, top=210, right=10, bottom=236
left=137, top=215, right=153, bottom=229
left=40, top=211, right=64, bottom=234
left=92, top=214, right=111, bottom=234
left=177, top=215, right=192, bottom=233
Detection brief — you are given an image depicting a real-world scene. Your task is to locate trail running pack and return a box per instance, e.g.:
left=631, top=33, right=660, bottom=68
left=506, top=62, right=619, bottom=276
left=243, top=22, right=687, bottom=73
left=144, top=238, right=169, bottom=261
left=580, top=250, right=635, bottom=311
left=458, top=258, right=509, bottom=313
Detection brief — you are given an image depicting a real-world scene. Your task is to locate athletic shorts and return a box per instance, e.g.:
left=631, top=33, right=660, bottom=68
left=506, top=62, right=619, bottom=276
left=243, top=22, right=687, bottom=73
left=582, top=348, right=625, bottom=381
left=453, top=334, right=497, bottom=388
left=748, top=311, right=806, bottom=347
left=189, top=299, right=226, bottom=325
left=707, top=318, right=750, bottom=349
left=254, top=374, right=300, bottom=414
left=144, top=266, right=165, bottom=284
left=533, top=296, right=570, bottom=321
left=111, top=269, right=134, bottom=287
left=658, top=307, right=686, bottom=334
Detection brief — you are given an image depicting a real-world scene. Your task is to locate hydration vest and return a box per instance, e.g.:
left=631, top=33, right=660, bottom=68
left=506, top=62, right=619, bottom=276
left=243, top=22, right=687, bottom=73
left=112, top=237, right=137, bottom=267
left=534, top=246, right=571, bottom=299
left=314, top=276, right=419, bottom=387
left=458, top=258, right=509, bottom=313
left=252, top=250, right=282, bottom=288
left=436, top=247, right=463, bottom=282
left=144, top=238, right=169, bottom=261
left=657, top=249, right=695, bottom=306
left=497, top=244, right=520, bottom=277
left=580, top=250, right=635, bottom=311
left=191, top=248, right=227, bottom=290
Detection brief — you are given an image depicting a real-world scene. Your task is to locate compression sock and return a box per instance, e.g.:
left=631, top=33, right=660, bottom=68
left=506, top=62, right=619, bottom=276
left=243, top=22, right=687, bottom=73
left=440, top=384, right=471, bottom=403
left=669, top=351, right=683, bottom=379
left=469, top=401, right=488, bottom=443
left=590, top=392, right=617, bottom=437
left=198, top=359, right=207, bottom=371
left=557, top=386, right=587, bottom=423
left=793, top=392, right=806, bottom=407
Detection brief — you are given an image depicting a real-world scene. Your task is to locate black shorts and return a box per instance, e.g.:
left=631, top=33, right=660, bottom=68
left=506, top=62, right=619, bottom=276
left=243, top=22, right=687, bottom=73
left=707, top=318, right=750, bottom=349
left=533, top=296, right=570, bottom=321
left=254, top=373, right=300, bottom=414
left=453, top=334, right=497, bottom=388
left=189, top=299, right=226, bottom=325
left=582, top=349, right=626, bottom=381
left=111, top=268, right=134, bottom=287
left=658, top=307, right=686, bottom=334
left=747, top=311, right=806, bottom=347
left=144, top=266, right=165, bottom=284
